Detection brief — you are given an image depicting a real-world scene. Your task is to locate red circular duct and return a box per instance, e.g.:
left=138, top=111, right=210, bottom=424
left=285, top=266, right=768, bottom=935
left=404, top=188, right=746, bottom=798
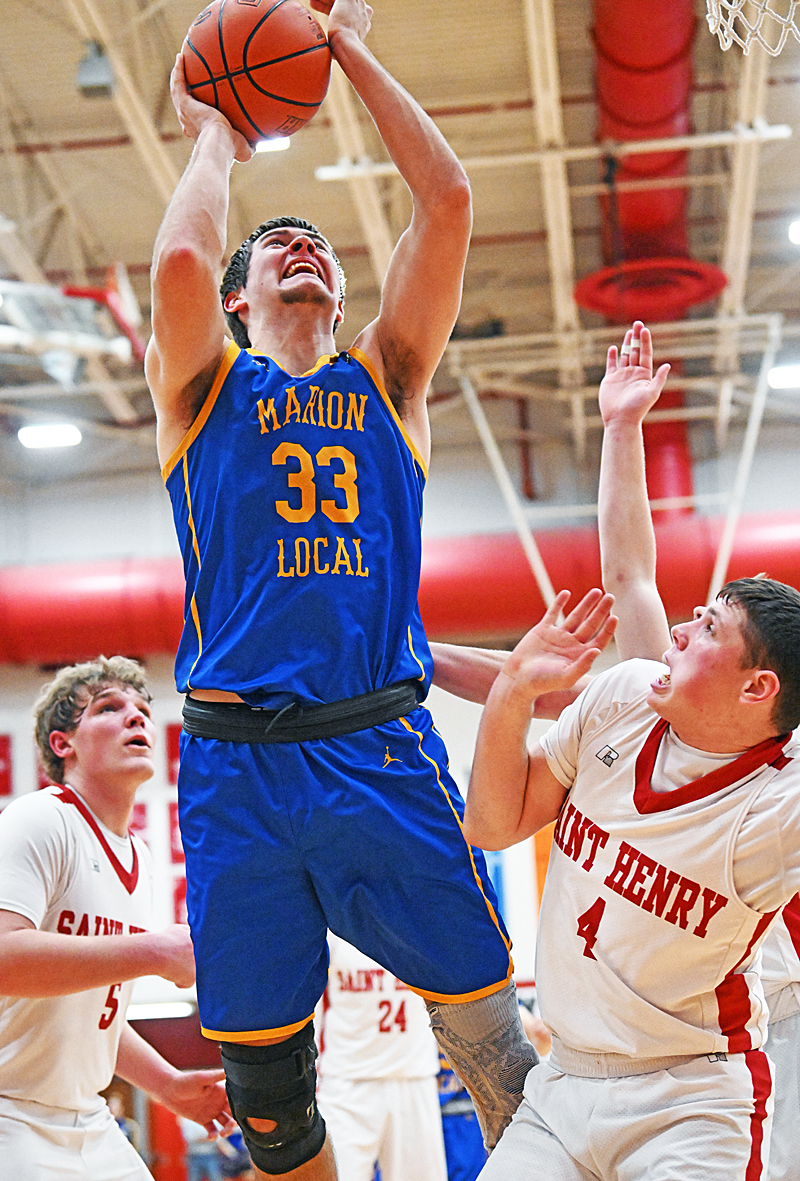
left=574, top=258, right=728, bottom=322
left=2, top=515, right=800, bottom=663
left=0, top=558, right=184, bottom=665
left=419, top=513, right=800, bottom=642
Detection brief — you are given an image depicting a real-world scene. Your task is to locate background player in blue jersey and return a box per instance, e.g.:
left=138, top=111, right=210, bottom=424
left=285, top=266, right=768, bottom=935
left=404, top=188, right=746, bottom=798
left=145, top=2, right=541, bottom=1177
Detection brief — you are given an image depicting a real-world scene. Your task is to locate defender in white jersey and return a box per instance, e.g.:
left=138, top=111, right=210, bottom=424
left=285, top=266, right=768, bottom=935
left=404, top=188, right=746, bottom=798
left=0, top=657, right=234, bottom=1180
left=316, top=934, right=447, bottom=1181
left=464, top=331, right=800, bottom=1179
left=592, top=322, right=800, bottom=1181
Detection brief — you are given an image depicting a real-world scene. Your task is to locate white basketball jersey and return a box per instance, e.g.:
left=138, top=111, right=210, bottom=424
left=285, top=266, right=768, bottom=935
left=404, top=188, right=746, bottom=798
left=0, top=786, right=154, bottom=1112
left=317, top=935, right=440, bottom=1081
left=538, top=660, right=800, bottom=1061
left=761, top=903, right=800, bottom=1003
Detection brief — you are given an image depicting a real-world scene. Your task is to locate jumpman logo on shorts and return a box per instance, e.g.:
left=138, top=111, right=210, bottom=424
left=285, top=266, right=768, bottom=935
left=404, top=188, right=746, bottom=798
left=383, top=746, right=403, bottom=768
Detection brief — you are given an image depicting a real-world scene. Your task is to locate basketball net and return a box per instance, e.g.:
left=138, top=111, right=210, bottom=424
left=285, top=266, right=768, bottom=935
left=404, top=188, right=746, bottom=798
left=706, top=0, right=800, bottom=55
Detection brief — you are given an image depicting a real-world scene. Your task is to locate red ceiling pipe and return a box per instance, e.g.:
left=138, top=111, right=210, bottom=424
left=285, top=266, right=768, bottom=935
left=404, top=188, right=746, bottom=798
left=578, top=1, right=727, bottom=521
left=420, top=515, right=800, bottom=641
left=592, top=0, right=696, bottom=259
left=0, top=558, right=185, bottom=665
left=2, top=516, right=800, bottom=662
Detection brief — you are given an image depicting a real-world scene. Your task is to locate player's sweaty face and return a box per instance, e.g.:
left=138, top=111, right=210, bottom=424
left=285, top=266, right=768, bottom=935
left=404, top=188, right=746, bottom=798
left=648, top=600, right=755, bottom=736
left=250, top=229, right=340, bottom=303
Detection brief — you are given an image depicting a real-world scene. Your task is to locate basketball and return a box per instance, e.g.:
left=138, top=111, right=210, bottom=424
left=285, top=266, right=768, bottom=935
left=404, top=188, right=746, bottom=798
left=182, top=0, right=332, bottom=144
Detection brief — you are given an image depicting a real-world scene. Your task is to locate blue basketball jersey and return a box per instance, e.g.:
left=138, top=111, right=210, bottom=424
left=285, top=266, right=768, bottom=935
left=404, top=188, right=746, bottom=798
left=163, top=341, right=433, bottom=706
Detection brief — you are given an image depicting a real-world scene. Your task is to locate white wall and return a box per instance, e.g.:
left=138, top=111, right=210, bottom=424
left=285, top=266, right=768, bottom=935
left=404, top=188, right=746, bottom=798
left=3, top=416, right=800, bottom=567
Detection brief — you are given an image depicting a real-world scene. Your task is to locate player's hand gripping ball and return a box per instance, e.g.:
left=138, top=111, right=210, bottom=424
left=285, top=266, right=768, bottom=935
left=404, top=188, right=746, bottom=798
left=182, top=0, right=332, bottom=144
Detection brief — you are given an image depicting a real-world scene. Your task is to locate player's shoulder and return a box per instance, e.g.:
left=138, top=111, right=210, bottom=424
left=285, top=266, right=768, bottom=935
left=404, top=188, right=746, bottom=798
left=0, top=785, right=66, bottom=826
left=0, top=787, right=75, bottom=859
left=771, top=730, right=800, bottom=783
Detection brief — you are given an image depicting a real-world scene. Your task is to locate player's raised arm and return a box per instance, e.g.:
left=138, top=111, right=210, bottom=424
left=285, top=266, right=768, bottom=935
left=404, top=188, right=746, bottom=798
left=598, top=321, right=672, bottom=661
left=430, top=641, right=589, bottom=718
left=318, top=0, right=472, bottom=452
left=146, top=56, right=253, bottom=466
left=463, top=589, right=616, bottom=850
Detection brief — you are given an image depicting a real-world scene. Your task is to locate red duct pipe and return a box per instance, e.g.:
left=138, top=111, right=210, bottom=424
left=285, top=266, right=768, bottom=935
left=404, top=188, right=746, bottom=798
left=2, top=515, right=800, bottom=662
left=592, top=0, right=696, bottom=259
left=577, top=2, right=727, bottom=521
left=0, top=558, right=185, bottom=665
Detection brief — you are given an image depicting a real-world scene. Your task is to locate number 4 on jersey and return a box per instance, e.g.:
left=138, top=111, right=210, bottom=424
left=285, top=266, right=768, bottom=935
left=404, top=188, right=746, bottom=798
left=576, top=898, right=606, bottom=960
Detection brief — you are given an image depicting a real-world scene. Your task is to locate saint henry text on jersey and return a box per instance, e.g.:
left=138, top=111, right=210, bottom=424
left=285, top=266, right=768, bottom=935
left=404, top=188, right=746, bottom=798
left=555, top=800, right=729, bottom=958
left=256, top=382, right=372, bottom=582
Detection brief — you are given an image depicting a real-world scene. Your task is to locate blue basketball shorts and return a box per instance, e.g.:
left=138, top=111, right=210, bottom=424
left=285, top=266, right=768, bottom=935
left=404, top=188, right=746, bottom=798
left=177, top=704, right=513, bottom=1040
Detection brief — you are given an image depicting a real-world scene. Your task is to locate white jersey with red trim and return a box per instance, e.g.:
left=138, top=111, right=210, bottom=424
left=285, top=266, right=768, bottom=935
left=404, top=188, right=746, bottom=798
left=538, top=660, right=800, bottom=1062
left=317, top=934, right=440, bottom=1081
left=761, top=904, right=800, bottom=1008
left=0, top=785, right=154, bottom=1112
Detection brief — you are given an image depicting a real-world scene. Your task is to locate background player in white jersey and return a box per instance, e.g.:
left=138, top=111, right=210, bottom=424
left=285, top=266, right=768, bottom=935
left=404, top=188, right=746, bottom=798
left=595, top=321, right=800, bottom=1181
left=463, top=327, right=800, bottom=1178
left=315, top=933, right=447, bottom=1181
left=0, top=656, right=234, bottom=1180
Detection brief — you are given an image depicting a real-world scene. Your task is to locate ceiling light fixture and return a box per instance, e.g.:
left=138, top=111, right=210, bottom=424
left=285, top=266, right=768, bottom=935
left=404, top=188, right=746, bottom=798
left=789, top=220, right=800, bottom=245
left=77, top=42, right=114, bottom=99
left=126, top=1001, right=196, bottom=1020
left=767, top=364, right=800, bottom=390
left=255, top=137, right=290, bottom=153
left=18, top=424, right=82, bottom=449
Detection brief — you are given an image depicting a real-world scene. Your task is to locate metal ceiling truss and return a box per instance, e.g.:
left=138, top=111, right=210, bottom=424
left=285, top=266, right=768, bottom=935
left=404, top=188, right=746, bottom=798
left=62, top=0, right=179, bottom=205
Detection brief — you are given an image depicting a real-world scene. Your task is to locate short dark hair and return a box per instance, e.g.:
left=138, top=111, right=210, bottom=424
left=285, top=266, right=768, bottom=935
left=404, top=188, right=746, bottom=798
left=220, top=216, right=346, bottom=347
left=34, top=656, right=151, bottom=784
left=719, top=576, right=800, bottom=733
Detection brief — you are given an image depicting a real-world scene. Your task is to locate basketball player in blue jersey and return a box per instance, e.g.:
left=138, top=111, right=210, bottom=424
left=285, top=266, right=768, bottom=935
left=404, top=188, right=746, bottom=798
left=145, top=2, right=546, bottom=1176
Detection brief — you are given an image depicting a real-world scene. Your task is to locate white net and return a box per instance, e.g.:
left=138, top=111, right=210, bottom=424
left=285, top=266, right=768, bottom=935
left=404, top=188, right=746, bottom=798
left=707, top=0, right=800, bottom=54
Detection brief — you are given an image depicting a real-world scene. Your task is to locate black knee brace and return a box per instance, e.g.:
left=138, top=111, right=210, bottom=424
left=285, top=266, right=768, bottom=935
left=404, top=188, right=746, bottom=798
left=220, top=1024, right=326, bottom=1175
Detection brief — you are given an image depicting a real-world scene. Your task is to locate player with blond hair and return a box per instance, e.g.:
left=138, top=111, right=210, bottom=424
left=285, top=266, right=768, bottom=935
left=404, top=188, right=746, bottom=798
left=0, top=655, right=234, bottom=1180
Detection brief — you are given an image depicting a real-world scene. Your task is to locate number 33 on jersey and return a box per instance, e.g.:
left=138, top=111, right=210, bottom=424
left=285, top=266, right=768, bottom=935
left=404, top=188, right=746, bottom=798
left=164, top=343, right=434, bottom=704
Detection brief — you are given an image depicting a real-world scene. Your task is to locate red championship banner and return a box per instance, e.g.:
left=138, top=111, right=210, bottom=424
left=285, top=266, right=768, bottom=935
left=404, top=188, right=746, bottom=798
left=130, top=801, right=148, bottom=842
left=173, top=874, right=187, bottom=924
left=165, top=723, right=181, bottom=785
left=169, top=800, right=184, bottom=864
left=0, top=736, right=11, bottom=796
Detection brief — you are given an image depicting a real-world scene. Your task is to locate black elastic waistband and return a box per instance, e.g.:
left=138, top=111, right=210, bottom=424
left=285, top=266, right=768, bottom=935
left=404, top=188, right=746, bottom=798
left=182, top=679, right=421, bottom=744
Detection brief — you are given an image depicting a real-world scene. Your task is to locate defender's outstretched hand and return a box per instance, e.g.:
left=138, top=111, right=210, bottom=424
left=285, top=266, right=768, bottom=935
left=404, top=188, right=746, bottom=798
left=500, top=588, right=617, bottom=700
left=599, top=321, right=670, bottom=427
left=170, top=54, right=252, bottom=163
left=160, top=1068, right=236, bottom=1138
left=465, top=589, right=616, bottom=850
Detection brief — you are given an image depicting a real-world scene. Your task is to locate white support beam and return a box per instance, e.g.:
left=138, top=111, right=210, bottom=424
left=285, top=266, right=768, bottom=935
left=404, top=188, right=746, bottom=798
left=0, top=215, right=45, bottom=285
left=316, top=122, right=791, bottom=180
left=707, top=315, right=782, bottom=603
left=715, top=47, right=770, bottom=447
left=0, top=216, right=138, bottom=422
left=719, top=49, right=771, bottom=316
left=0, top=85, right=26, bottom=225
left=322, top=64, right=394, bottom=286
left=521, top=0, right=585, bottom=460
left=62, top=0, right=180, bottom=205
left=522, top=0, right=579, bottom=336
left=459, top=373, right=557, bottom=608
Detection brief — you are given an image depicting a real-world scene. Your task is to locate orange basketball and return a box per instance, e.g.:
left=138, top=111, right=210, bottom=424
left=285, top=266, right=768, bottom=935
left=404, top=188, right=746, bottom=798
left=182, top=0, right=332, bottom=144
